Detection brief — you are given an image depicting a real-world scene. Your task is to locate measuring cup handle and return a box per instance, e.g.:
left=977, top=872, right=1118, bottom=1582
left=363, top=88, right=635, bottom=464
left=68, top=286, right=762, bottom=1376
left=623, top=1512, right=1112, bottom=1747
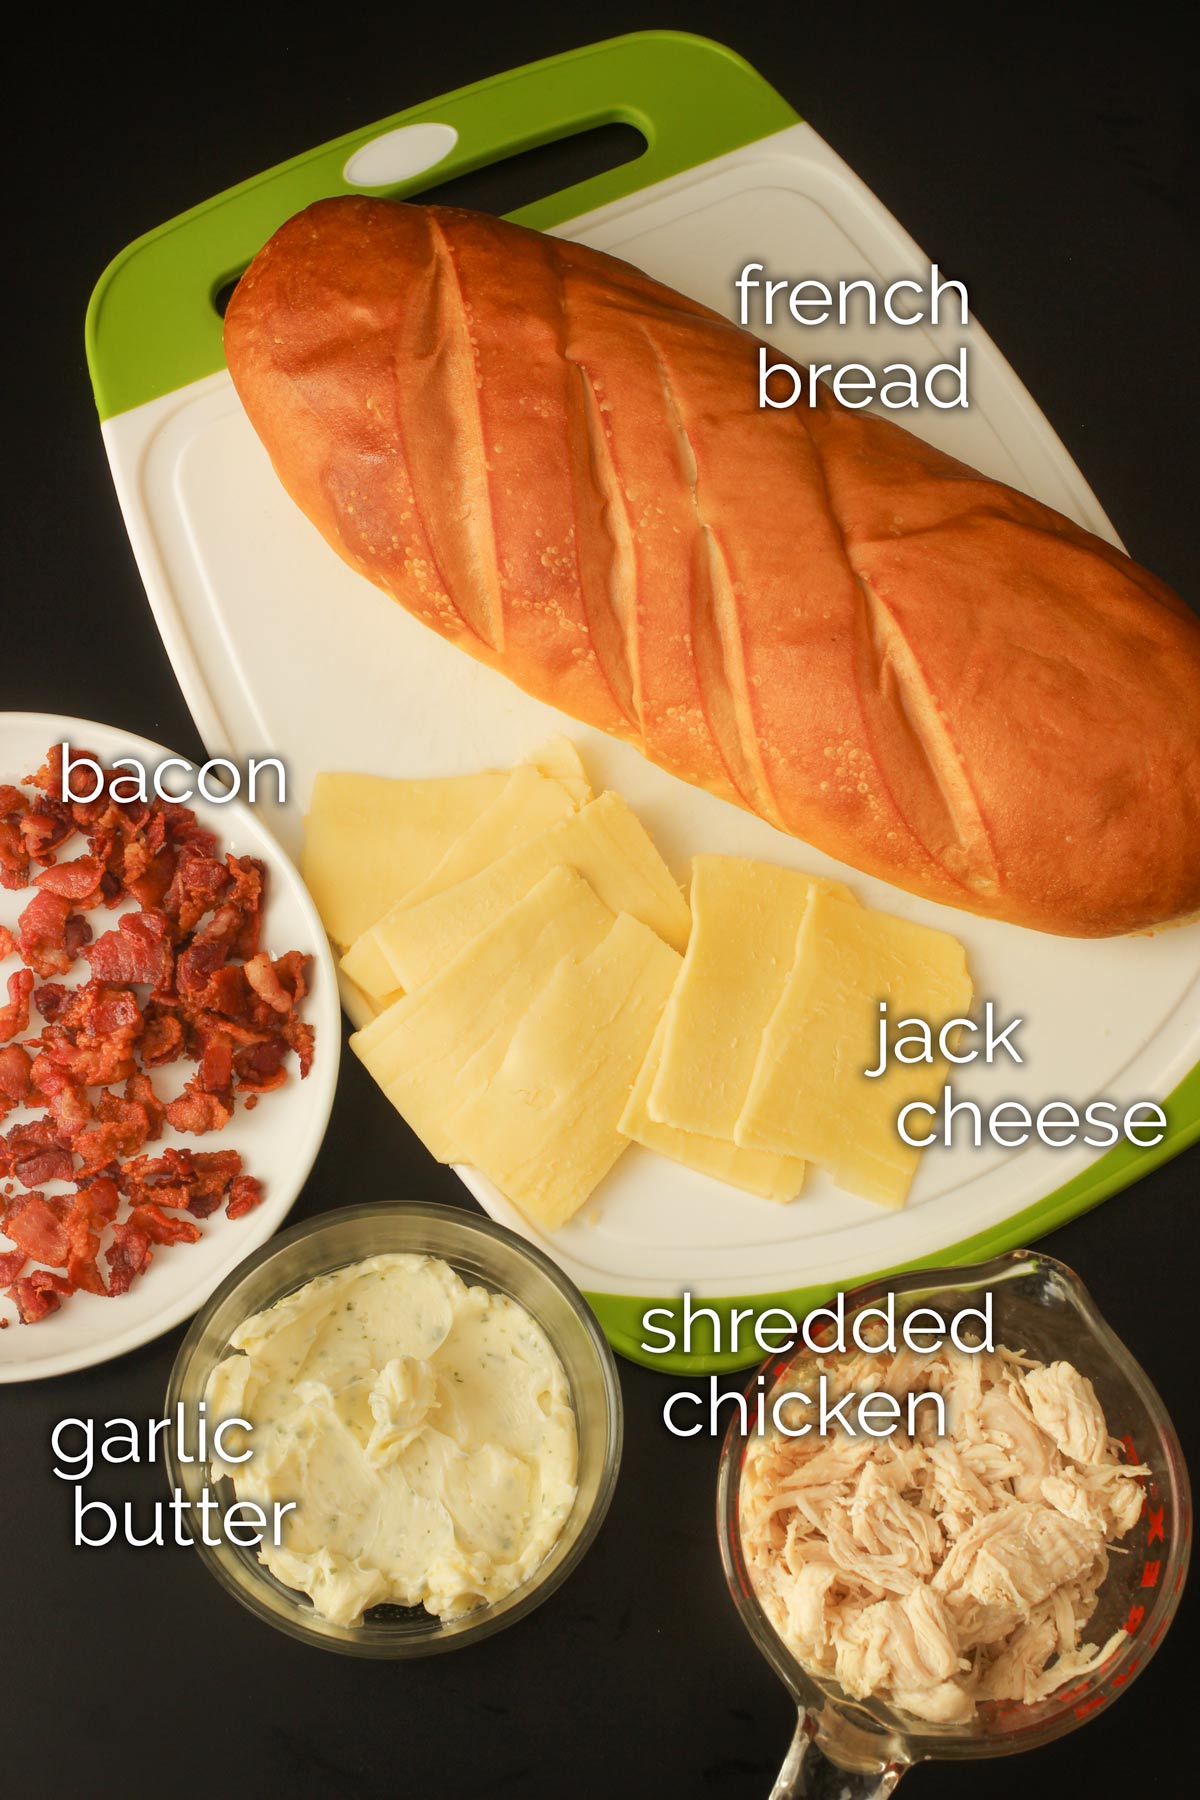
left=769, top=1708, right=908, bottom=1799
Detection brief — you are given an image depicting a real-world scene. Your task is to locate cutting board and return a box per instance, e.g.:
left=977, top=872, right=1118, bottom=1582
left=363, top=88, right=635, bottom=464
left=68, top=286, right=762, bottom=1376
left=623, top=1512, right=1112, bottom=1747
left=86, top=32, right=1200, bottom=1371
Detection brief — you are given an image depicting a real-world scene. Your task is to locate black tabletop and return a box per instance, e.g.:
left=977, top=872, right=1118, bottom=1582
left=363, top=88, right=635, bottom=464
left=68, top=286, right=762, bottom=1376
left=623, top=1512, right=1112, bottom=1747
left=3, top=8, right=1195, bottom=1797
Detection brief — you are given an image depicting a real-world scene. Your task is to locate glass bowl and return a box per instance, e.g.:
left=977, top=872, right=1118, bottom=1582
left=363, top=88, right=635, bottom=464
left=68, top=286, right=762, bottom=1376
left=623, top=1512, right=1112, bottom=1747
left=716, top=1249, right=1190, bottom=1796
left=166, top=1200, right=623, bottom=1656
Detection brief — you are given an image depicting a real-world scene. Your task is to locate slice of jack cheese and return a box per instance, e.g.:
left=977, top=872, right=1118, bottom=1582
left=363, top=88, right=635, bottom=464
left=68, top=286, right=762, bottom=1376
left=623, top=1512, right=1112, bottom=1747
left=450, top=914, right=682, bottom=1231
left=305, top=739, right=592, bottom=950
left=340, top=761, right=583, bottom=998
left=521, top=735, right=591, bottom=807
left=736, top=891, right=973, bottom=1207
left=349, top=865, right=612, bottom=1163
left=619, top=1015, right=805, bottom=1202
left=303, top=767, right=506, bottom=948
left=648, top=856, right=853, bottom=1140
left=370, top=791, right=690, bottom=993
left=399, top=763, right=580, bottom=909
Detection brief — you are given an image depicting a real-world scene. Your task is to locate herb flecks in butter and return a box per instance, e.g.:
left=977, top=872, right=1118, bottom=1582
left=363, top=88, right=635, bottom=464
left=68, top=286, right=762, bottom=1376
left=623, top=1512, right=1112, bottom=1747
left=205, top=1253, right=577, bottom=1627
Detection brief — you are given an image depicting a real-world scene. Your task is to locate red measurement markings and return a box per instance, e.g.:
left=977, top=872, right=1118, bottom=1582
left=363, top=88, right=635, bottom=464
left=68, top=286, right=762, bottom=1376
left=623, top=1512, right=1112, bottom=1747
left=1145, top=1506, right=1165, bottom=1545
left=1140, top=1560, right=1161, bottom=1589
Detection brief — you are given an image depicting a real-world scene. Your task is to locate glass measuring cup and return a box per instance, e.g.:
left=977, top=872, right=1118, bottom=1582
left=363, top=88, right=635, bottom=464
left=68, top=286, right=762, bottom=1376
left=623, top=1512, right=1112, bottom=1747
left=715, top=1250, right=1190, bottom=1797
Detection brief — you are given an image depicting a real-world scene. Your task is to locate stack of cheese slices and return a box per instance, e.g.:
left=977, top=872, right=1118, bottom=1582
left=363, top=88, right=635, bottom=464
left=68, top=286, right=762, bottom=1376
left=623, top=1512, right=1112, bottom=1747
left=303, top=741, right=972, bottom=1232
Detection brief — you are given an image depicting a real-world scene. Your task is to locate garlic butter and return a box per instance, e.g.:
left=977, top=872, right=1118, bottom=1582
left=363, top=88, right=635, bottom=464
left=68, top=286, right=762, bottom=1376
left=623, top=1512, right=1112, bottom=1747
left=206, top=1252, right=577, bottom=1627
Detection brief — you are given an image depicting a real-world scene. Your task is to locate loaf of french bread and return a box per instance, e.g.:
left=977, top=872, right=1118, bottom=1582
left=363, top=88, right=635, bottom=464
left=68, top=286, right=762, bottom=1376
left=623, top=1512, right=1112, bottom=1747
left=224, top=198, right=1200, bottom=936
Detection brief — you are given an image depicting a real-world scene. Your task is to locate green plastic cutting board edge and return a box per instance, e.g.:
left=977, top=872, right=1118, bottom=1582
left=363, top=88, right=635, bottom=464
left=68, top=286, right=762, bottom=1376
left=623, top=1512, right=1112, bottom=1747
left=85, top=31, right=797, bottom=420
left=84, top=30, right=1200, bottom=1374
left=588, top=1053, right=1200, bottom=1372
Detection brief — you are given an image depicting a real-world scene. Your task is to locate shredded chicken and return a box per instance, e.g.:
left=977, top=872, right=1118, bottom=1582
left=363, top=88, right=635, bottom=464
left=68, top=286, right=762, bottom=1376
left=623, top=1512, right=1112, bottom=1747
left=740, top=1345, right=1145, bottom=1723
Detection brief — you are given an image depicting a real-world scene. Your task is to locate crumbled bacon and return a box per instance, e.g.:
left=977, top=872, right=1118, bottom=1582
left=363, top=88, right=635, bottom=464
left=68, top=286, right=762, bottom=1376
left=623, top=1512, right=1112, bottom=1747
left=32, top=980, right=70, bottom=1020
left=72, top=1085, right=161, bottom=1176
left=16, top=890, right=76, bottom=977
left=34, top=854, right=106, bottom=904
left=129, top=1202, right=202, bottom=1246
left=0, top=1044, right=33, bottom=1116
left=120, top=1147, right=243, bottom=1218
left=6, top=1269, right=73, bottom=1323
left=0, top=743, right=316, bottom=1323
left=226, top=1175, right=264, bottom=1220
left=233, top=1038, right=288, bottom=1093
left=165, top=1078, right=233, bottom=1136
left=0, top=968, right=35, bottom=1044
left=244, top=949, right=309, bottom=1014
left=85, top=909, right=172, bottom=988
left=20, top=797, right=75, bottom=866
left=105, top=1219, right=153, bottom=1296
left=139, top=1005, right=186, bottom=1066
left=0, top=1247, right=26, bottom=1284
left=162, top=843, right=231, bottom=937
left=0, top=821, right=30, bottom=892
left=2, top=1193, right=69, bottom=1267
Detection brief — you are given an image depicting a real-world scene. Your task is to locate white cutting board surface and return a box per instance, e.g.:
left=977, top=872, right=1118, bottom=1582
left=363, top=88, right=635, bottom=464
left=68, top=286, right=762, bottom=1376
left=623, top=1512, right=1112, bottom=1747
left=100, top=122, right=1200, bottom=1301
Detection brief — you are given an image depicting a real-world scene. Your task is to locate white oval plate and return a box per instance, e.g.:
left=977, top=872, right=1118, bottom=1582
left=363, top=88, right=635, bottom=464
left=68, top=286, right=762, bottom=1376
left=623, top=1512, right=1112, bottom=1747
left=0, top=713, right=340, bottom=1381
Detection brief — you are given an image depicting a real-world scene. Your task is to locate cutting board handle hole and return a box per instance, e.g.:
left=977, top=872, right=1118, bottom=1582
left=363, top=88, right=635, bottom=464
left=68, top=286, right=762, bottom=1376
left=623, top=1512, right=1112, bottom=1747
left=408, top=120, right=646, bottom=216
left=209, top=121, right=645, bottom=321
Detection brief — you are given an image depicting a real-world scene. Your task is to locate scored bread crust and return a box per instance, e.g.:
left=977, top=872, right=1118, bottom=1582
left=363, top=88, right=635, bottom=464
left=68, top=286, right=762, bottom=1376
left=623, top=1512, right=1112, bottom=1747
left=224, top=198, right=1200, bottom=937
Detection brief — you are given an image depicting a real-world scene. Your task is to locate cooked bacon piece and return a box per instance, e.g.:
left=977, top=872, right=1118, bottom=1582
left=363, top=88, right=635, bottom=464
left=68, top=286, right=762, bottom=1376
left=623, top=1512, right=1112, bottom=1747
left=40, top=1071, right=92, bottom=1138
left=233, top=1038, right=288, bottom=1094
left=0, top=925, right=18, bottom=958
left=0, top=968, right=35, bottom=1044
left=26, top=743, right=68, bottom=798
left=0, top=784, right=28, bottom=818
left=53, top=978, right=143, bottom=1043
left=32, top=1034, right=137, bottom=1089
left=120, top=1145, right=243, bottom=1218
left=193, top=855, right=266, bottom=959
left=162, top=842, right=231, bottom=936
left=194, top=1024, right=234, bottom=1096
left=122, top=840, right=176, bottom=910
left=72, top=1084, right=161, bottom=1176
left=0, top=820, right=29, bottom=891
left=34, top=854, right=105, bottom=905
left=20, top=797, right=75, bottom=866
left=105, top=1219, right=153, bottom=1295
left=16, top=890, right=84, bottom=977
left=1, top=1193, right=69, bottom=1267
left=124, top=1071, right=165, bottom=1139
left=244, top=949, right=309, bottom=1014
left=33, top=980, right=70, bottom=1020
left=283, top=1016, right=316, bottom=1080
left=129, top=1202, right=202, bottom=1246
left=2, top=1118, right=75, bottom=1188
left=196, top=966, right=256, bottom=1023
left=226, top=1175, right=264, bottom=1220
left=0, top=1248, right=27, bottom=1284
left=78, top=1175, right=121, bottom=1221
left=139, top=1004, right=186, bottom=1066
left=165, top=1078, right=232, bottom=1136
left=0, top=1044, right=33, bottom=1115
left=226, top=855, right=265, bottom=956
left=145, top=799, right=217, bottom=859
left=61, top=1186, right=114, bottom=1295
left=64, top=913, right=93, bottom=960
left=6, top=1269, right=73, bottom=1323
left=85, top=909, right=172, bottom=988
